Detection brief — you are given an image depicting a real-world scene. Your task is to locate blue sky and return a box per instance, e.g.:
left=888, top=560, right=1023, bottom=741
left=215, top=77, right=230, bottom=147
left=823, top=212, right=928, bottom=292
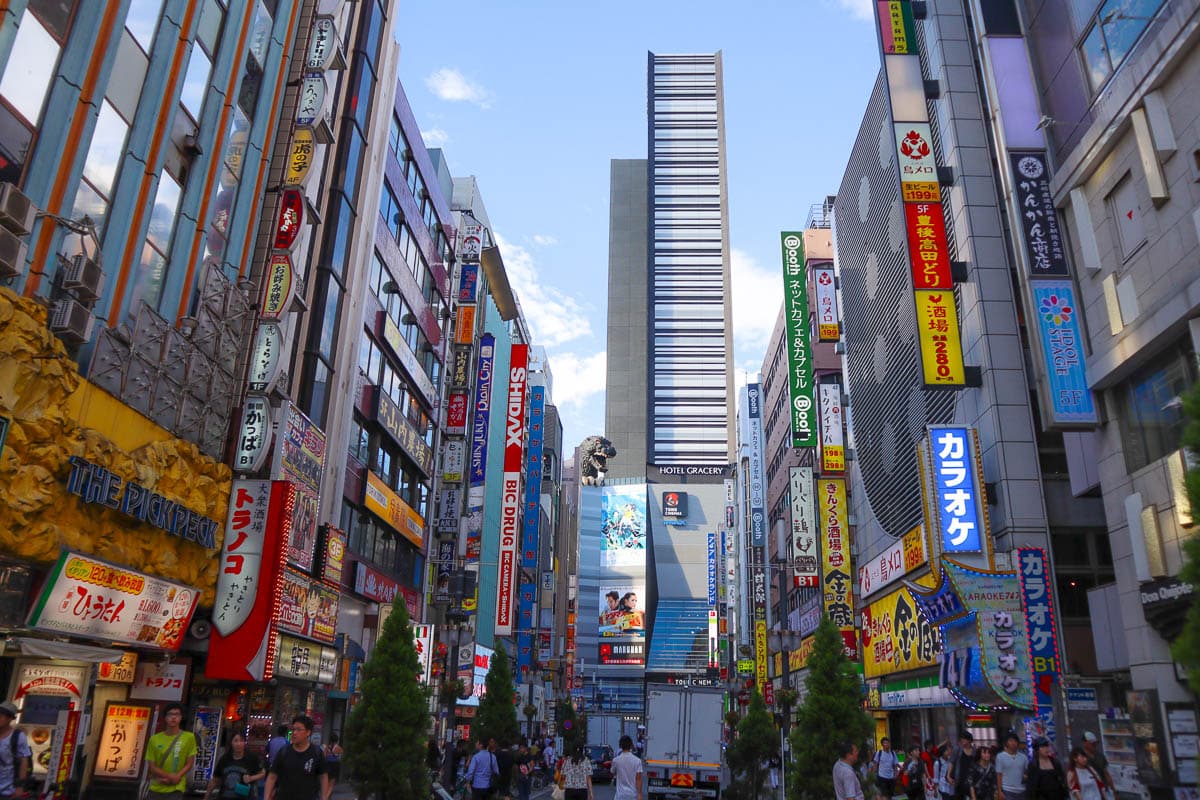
left=394, top=0, right=881, bottom=455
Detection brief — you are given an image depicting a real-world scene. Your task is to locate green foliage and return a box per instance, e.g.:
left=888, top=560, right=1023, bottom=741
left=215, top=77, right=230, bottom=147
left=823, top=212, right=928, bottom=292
left=1170, top=381, right=1200, bottom=689
left=343, top=603, right=432, bottom=800
left=472, top=642, right=520, bottom=747
left=725, top=690, right=779, bottom=800
left=556, top=699, right=587, bottom=755
left=788, top=616, right=873, bottom=800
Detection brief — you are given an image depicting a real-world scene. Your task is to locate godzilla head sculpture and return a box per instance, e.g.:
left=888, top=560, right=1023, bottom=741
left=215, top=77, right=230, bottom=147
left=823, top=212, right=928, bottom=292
left=579, top=436, right=617, bottom=486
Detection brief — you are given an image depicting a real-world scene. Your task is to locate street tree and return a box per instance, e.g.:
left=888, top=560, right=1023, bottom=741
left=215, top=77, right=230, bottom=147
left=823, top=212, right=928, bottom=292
left=725, top=690, right=778, bottom=800
left=788, top=616, right=873, bottom=800
left=1170, top=381, right=1200, bottom=689
left=473, top=642, right=521, bottom=746
left=343, top=603, right=431, bottom=800
left=556, top=699, right=587, bottom=755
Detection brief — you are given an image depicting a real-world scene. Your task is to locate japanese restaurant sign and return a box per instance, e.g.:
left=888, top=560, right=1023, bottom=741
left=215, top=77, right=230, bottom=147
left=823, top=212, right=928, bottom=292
left=905, top=203, right=952, bottom=289
left=915, top=290, right=965, bottom=385
left=1009, top=152, right=1069, bottom=277
left=860, top=576, right=939, bottom=678
left=813, top=265, right=840, bottom=342
left=446, top=391, right=468, bottom=435
left=283, top=127, right=316, bottom=187
left=859, top=525, right=926, bottom=597
left=272, top=190, right=304, bottom=252
left=247, top=322, right=284, bottom=394
left=259, top=254, right=297, bottom=319
left=92, top=702, right=152, bottom=781
left=318, top=525, right=346, bottom=586
left=233, top=395, right=272, bottom=473
left=97, top=652, right=138, bottom=684
left=818, top=478, right=857, bottom=659
left=819, top=383, right=845, bottom=473
left=790, top=467, right=818, bottom=588
left=364, top=470, right=424, bottom=548
left=305, top=16, right=337, bottom=70
left=26, top=552, right=198, bottom=651
left=376, top=390, right=434, bottom=475
left=274, top=633, right=337, bottom=683
left=895, top=124, right=940, bottom=202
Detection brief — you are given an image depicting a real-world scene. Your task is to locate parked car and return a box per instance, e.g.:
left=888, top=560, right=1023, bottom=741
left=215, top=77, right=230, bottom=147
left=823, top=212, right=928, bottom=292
left=587, top=744, right=614, bottom=783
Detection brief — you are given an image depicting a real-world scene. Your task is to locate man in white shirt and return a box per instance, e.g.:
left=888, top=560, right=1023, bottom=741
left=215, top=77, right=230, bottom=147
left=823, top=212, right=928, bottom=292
left=996, top=733, right=1029, bottom=800
left=611, top=735, right=643, bottom=800
left=835, top=742, right=865, bottom=800
left=0, top=701, right=31, bottom=799
left=870, top=737, right=899, bottom=798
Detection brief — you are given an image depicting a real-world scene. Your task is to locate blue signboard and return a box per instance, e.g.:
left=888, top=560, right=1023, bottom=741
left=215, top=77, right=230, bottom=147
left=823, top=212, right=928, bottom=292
left=1017, top=547, right=1061, bottom=712
left=929, top=426, right=983, bottom=553
left=707, top=533, right=717, bottom=606
left=1031, top=281, right=1097, bottom=425
left=468, top=334, right=495, bottom=487
left=521, top=387, right=546, bottom=569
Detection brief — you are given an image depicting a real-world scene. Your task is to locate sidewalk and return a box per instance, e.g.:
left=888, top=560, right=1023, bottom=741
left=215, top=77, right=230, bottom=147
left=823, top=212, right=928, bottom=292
left=330, top=779, right=557, bottom=799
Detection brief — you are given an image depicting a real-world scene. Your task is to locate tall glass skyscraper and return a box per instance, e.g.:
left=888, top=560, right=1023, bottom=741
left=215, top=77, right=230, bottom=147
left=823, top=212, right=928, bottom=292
left=606, top=52, right=733, bottom=474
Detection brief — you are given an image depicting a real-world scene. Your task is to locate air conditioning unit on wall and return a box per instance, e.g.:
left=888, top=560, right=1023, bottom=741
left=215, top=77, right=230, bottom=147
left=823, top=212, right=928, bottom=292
left=0, top=183, right=36, bottom=235
left=49, top=297, right=92, bottom=345
left=0, top=226, right=27, bottom=280
left=61, top=253, right=103, bottom=301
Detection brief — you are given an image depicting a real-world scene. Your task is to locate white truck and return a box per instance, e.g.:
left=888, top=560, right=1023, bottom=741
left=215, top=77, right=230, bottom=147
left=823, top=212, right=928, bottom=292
left=643, top=681, right=724, bottom=799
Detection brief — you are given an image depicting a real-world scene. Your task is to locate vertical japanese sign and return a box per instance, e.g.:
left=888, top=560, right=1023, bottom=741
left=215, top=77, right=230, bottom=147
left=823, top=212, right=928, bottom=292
left=819, top=383, right=845, bottom=473
left=819, top=478, right=857, bottom=658
left=746, top=383, right=767, bottom=547
left=517, top=385, right=546, bottom=678
left=1009, top=153, right=1070, bottom=277
left=495, top=344, right=528, bottom=637
left=707, top=533, right=717, bottom=606
left=1017, top=548, right=1061, bottom=712
left=874, top=0, right=966, bottom=389
left=790, top=467, right=818, bottom=588
left=813, top=265, right=840, bottom=341
left=924, top=426, right=987, bottom=555
left=469, top=334, right=495, bottom=487
left=92, top=703, right=152, bottom=781
left=189, top=706, right=223, bottom=792
left=780, top=232, right=816, bottom=446
left=1029, top=282, right=1097, bottom=425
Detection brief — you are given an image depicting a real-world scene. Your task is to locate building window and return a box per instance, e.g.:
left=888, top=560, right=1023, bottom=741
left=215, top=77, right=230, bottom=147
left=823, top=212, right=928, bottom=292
left=128, top=170, right=182, bottom=318
left=179, top=42, right=213, bottom=120
left=1076, top=0, right=1166, bottom=93
left=1115, top=339, right=1196, bottom=472
left=0, top=10, right=61, bottom=129
left=61, top=100, right=129, bottom=258
left=1107, top=174, right=1145, bottom=261
left=124, top=0, right=164, bottom=52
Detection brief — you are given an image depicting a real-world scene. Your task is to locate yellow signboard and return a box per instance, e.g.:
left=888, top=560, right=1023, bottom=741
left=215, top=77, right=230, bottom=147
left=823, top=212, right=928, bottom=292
left=364, top=470, right=424, bottom=547
left=754, top=619, right=768, bottom=690
left=283, top=127, right=316, bottom=186
left=860, top=575, right=939, bottom=678
left=915, top=289, right=965, bottom=386
left=787, top=636, right=817, bottom=671
left=818, top=478, right=857, bottom=659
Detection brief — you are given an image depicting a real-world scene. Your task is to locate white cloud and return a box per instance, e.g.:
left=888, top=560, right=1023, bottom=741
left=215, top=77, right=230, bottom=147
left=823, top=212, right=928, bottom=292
left=494, top=232, right=592, bottom=348
left=425, top=68, right=490, bottom=108
left=420, top=127, right=449, bottom=147
left=730, top=247, right=783, bottom=355
left=545, top=351, right=607, bottom=409
left=531, top=234, right=558, bottom=247
left=832, top=0, right=874, bottom=22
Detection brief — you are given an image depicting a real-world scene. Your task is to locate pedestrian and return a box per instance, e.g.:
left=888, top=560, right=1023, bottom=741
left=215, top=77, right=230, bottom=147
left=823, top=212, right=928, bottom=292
left=834, top=741, right=865, bottom=800
left=871, top=737, right=899, bottom=799
left=1079, top=733, right=1113, bottom=792
left=263, top=715, right=330, bottom=800
left=206, top=731, right=266, bottom=800
left=768, top=751, right=782, bottom=790
left=492, top=738, right=513, bottom=798
left=935, top=744, right=955, bottom=800
left=0, top=701, right=32, bottom=799
left=611, top=735, right=643, bottom=800
left=949, top=732, right=977, bottom=800
left=1066, top=748, right=1108, bottom=800
left=560, top=744, right=594, bottom=800
left=428, top=738, right=443, bottom=774
left=969, top=746, right=997, bottom=800
left=266, top=725, right=289, bottom=769
left=322, top=733, right=343, bottom=785
left=997, top=733, right=1029, bottom=800
left=906, top=745, right=927, bottom=800
left=514, top=741, right=534, bottom=800
left=1024, top=738, right=1068, bottom=800
left=465, top=739, right=499, bottom=800
left=543, top=739, right=557, bottom=773
left=145, top=703, right=198, bottom=800
left=922, top=740, right=938, bottom=779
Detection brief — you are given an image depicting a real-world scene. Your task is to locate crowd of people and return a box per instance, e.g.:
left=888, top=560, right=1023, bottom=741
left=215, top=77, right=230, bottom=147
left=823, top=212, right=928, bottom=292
left=836, top=730, right=1116, bottom=800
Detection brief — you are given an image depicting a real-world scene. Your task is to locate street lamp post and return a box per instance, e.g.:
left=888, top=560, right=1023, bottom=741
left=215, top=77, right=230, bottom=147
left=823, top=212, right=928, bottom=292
left=767, top=626, right=804, bottom=800
left=439, top=612, right=471, bottom=787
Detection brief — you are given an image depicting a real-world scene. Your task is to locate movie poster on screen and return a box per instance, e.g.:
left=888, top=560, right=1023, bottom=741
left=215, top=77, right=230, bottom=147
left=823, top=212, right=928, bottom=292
left=600, top=487, right=646, bottom=567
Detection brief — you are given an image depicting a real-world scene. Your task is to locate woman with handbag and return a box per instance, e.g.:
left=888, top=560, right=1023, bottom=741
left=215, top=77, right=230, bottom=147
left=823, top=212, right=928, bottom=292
left=1066, top=748, right=1108, bottom=800
left=206, top=731, right=266, bottom=800
left=559, top=745, right=593, bottom=800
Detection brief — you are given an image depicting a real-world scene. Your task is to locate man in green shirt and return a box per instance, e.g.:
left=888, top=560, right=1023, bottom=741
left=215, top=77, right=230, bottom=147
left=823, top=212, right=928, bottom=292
left=144, top=704, right=197, bottom=800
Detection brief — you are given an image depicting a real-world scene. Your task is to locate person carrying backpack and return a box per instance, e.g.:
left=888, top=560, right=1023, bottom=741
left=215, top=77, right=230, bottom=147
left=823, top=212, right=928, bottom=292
left=870, top=738, right=899, bottom=799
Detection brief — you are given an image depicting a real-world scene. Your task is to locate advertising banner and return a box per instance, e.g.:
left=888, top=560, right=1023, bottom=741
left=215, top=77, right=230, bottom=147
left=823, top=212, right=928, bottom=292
left=925, top=426, right=987, bottom=554
left=819, top=383, right=845, bottom=473
left=209, top=481, right=293, bottom=680
left=1030, top=281, right=1097, bottom=425
left=877, top=0, right=916, bottom=54
left=1009, top=152, right=1070, bottom=277
left=779, top=233, right=816, bottom=447
left=597, top=485, right=648, bottom=665
left=455, top=306, right=476, bottom=345
left=413, top=624, right=434, bottom=685
left=457, top=643, right=495, bottom=707
left=364, top=470, right=424, bottom=548
left=495, top=344, right=529, bottom=637
left=521, top=386, right=546, bottom=570
left=915, top=290, right=965, bottom=386
left=905, top=202, right=953, bottom=289
left=188, top=706, right=222, bottom=793
left=895, top=123, right=940, bottom=202
left=747, top=383, right=767, bottom=547
left=813, top=265, right=839, bottom=341
left=274, top=633, right=337, bottom=683
left=469, top=334, right=495, bottom=487
left=446, top=391, right=469, bottom=435
left=755, top=618, right=768, bottom=691
left=353, top=561, right=400, bottom=604
left=272, top=403, right=326, bottom=573
left=26, top=552, right=199, bottom=652
left=376, top=389, right=433, bottom=475
left=860, top=575, right=938, bottom=678
left=790, top=467, right=818, bottom=588
left=707, top=533, right=717, bottom=606
left=1017, top=547, right=1061, bottom=712
left=859, top=525, right=927, bottom=598
left=277, top=570, right=338, bottom=644
left=458, top=262, right=480, bottom=302
left=818, top=478, right=857, bottom=659
left=442, top=440, right=465, bottom=484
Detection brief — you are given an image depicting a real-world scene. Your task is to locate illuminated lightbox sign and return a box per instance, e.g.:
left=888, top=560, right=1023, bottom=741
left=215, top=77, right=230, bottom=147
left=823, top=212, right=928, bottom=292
left=779, top=233, right=816, bottom=446
left=1030, top=281, right=1097, bottom=425
left=927, top=427, right=985, bottom=554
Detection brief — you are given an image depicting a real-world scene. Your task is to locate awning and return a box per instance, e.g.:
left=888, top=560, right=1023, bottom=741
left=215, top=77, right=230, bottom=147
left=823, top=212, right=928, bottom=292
left=9, top=637, right=126, bottom=664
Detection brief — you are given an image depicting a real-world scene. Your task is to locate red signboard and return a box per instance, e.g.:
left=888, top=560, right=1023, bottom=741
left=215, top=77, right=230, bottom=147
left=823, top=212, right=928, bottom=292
left=904, top=202, right=952, bottom=290
left=273, top=189, right=305, bottom=251
left=495, top=344, right=528, bottom=637
left=353, top=561, right=399, bottom=603
left=207, top=481, right=293, bottom=681
left=446, top=391, right=468, bottom=435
